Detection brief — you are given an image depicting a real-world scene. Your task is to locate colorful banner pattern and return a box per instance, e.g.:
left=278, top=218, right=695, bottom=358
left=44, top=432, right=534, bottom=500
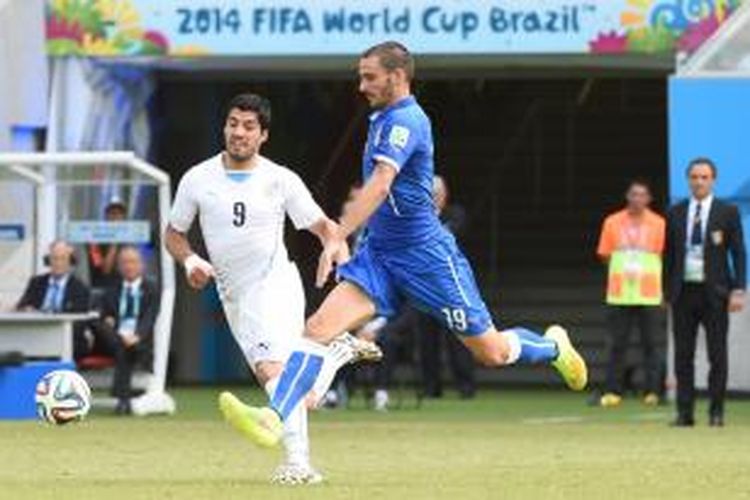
left=46, top=0, right=743, bottom=57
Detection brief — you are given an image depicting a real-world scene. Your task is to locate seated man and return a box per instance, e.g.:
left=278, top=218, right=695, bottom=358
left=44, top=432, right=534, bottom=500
left=16, top=240, right=91, bottom=359
left=93, top=245, right=160, bottom=415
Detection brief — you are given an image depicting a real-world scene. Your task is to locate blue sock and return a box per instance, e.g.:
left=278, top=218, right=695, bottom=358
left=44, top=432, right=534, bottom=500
left=270, top=350, right=324, bottom=421
left=503, top=327, right=558, bottom=364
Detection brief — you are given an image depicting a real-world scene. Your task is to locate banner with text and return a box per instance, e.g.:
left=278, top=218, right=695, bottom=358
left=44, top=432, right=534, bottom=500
left=46, top=0, right=743, bottom=57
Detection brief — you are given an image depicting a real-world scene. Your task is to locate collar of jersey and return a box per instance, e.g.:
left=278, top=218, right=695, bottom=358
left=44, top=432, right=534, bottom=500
left=225, top=170, right=253, bottom=183
left=221, top=154, right=268, bottom=182
left=369, top=95, right=416, bottom=122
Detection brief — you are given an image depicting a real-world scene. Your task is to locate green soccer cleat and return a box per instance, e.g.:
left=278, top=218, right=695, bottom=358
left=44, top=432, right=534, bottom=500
left=218, top=391, right=283, bottom=449
left=545, top=325, right=588, bottom=391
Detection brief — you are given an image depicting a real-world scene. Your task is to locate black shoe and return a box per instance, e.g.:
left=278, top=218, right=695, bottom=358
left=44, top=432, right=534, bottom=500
left=670, top=416, right=695, bottom=427
left=114, top=398, right=132, bottom=416
left=709, top=414, right=724, bottom=427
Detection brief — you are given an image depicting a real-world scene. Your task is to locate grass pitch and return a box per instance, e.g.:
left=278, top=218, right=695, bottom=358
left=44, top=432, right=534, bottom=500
left=2, top=387, right=749, bottom=499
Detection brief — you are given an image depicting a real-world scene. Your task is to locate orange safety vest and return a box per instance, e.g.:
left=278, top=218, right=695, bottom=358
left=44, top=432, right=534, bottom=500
left=596, top=209, right=665, bottom=306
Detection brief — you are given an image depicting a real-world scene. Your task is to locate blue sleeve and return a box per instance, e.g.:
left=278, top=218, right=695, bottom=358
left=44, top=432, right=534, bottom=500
left=371, top=115, right=419, bottom=173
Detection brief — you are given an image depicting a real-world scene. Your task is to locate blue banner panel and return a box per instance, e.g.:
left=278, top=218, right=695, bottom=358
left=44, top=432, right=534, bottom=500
left=669, top=77, right=750, bottom=284
left=0, top=224, right=25, bottom=241
left=64, top=221, right=151, bottom=244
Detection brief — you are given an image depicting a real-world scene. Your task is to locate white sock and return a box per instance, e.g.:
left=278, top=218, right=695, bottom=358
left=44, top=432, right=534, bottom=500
left=499, top=330, right=521, bottom=364
left=309, top=339, right=356, bottom=407
left=265, top=376, right=309, bottom=467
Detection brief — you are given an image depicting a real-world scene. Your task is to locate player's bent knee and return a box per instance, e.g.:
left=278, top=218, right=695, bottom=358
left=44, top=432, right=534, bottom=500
left=477, top=350, right=508, bottom=367
left=471, top=343, right=510, bottom=367
left=463, top=332, right=511, bottom=367
left=304, top=314, right=335, bottom=343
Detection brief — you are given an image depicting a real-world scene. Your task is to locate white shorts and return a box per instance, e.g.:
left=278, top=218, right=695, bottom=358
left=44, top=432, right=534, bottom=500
left=221, top=261, right=305, bottom=368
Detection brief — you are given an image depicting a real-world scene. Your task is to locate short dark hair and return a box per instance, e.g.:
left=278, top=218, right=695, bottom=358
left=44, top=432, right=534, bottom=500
left=361, top=41, right=414, bottom=81
left=626, top=178, right=652, bottom=194
left=225, top=93, right=271, bottom=130
left=686, top=157, right=717, bottom=178
left=104, top=199, right=127, bottom=216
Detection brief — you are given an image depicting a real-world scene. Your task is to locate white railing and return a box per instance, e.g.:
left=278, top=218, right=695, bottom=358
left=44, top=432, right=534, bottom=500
left=0, top=152, right=176, bottom=415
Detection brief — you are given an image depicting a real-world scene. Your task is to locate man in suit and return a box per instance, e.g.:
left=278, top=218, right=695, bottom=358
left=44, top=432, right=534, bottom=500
left=665, top=157, right=746, bottom=427
left=94, top=245, right=160, bottom=415
left=16, top=240, right=91, bottom=359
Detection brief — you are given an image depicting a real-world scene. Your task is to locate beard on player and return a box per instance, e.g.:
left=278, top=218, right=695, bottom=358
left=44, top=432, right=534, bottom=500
left=225, top=128, right=267, bottom=164
left=362, top=77, right=397, bottom=110
left=226, top=141, right=256, bottom=163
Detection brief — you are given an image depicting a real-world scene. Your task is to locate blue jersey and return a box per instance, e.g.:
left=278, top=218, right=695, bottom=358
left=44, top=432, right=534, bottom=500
left=363, top=95, right=444, bottom=250
left=339, top=94, right=493, bottom=335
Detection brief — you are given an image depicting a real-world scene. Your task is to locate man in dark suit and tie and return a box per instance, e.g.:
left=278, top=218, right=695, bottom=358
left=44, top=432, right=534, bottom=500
left=16, top=240, right=91, bottom=359
left=665, top=157, right=746, bottom=427
left=94, top=245, right=160, bottom=415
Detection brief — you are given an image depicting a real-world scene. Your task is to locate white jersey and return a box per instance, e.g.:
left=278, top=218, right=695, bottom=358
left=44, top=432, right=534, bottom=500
left=169, top=153, right=325, bottom=300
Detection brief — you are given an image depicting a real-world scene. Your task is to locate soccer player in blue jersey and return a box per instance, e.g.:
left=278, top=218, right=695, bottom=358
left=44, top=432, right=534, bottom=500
left=219, top=41, right=588, bottom=449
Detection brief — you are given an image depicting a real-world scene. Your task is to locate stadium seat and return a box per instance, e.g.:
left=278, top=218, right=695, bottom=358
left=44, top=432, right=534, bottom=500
left=77, top=355, right=116, bottom=370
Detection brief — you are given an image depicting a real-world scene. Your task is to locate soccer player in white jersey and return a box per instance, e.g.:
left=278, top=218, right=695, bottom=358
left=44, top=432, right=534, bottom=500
left=164, top=93, right=379, bottom=485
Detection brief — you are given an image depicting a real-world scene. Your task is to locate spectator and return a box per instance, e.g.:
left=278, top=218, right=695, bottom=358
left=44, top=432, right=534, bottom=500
left=419, top=175, right=476, bottom=399
left=366, top=311, right=417, bottom=411
left=87, top=198, right=128, bottom=289
left=356, top=176, right=477, bottom=407
left=432, top=175, right=468, bottom=237
left=93, top=246, right=160, bottom=415
left=665, top=158, right=746, bottom=427
left=16, top=240, right=91, bottom=359
left=596, top=179, right=665, bottom=407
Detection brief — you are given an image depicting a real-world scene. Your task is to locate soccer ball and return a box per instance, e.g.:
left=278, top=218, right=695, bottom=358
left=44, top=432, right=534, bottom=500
left=35, top=370, right=91, bottom=425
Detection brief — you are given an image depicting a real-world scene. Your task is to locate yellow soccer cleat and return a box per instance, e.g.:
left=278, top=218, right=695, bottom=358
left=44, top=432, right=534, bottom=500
left=218, top=391, right=283, bottom=449
left=545, top=325, right=588, bottom=391
left=643, top=392, right=660, bottom=406
left=600, top=392, right=623, bottom=407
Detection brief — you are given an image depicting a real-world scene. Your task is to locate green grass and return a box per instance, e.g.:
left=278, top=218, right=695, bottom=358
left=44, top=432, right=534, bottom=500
left=2, top=387, right=750, bottom=499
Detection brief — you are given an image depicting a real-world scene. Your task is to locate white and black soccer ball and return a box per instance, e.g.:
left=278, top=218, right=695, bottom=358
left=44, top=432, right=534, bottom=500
left=35, top=370, right=91, bottom=425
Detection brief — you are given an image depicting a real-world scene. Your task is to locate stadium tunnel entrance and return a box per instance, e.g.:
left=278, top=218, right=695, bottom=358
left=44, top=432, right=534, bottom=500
left=151, top=68, right=669, bottom=386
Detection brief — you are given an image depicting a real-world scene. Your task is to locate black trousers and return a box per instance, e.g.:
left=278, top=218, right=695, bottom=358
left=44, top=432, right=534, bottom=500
left=92, top=323, right=140, bottom=400
left=672, top=284, right=729, bottom=418
left=374, top=308, right=419, bottom=389
left=418, top=313, right=476, bottom=398
left=72, top=321, right=91, bottom=361
left=605, top=305, right=663, bottom=395
left=370, top=307, right=475, bottom=397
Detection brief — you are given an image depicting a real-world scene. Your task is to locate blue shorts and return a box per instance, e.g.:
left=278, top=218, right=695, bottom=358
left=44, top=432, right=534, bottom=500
left=337, top=235, right=493, bottom=336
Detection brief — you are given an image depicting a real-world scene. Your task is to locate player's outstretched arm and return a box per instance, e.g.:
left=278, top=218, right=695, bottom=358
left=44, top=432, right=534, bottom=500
left=164, top=224, right=214, bottom=290
left=307, top=218, right=343, bottom=248
left=308, top=218, right=350, bottom=288
left=313, top=163, right=396, bottom=287
left=308, top=218, right=350, bottom=262
left=338, top=163, right=397, bottom=240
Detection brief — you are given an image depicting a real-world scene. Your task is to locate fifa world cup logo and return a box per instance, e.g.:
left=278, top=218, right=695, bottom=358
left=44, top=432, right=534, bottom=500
left=649, top=0, right=721, bottom=30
